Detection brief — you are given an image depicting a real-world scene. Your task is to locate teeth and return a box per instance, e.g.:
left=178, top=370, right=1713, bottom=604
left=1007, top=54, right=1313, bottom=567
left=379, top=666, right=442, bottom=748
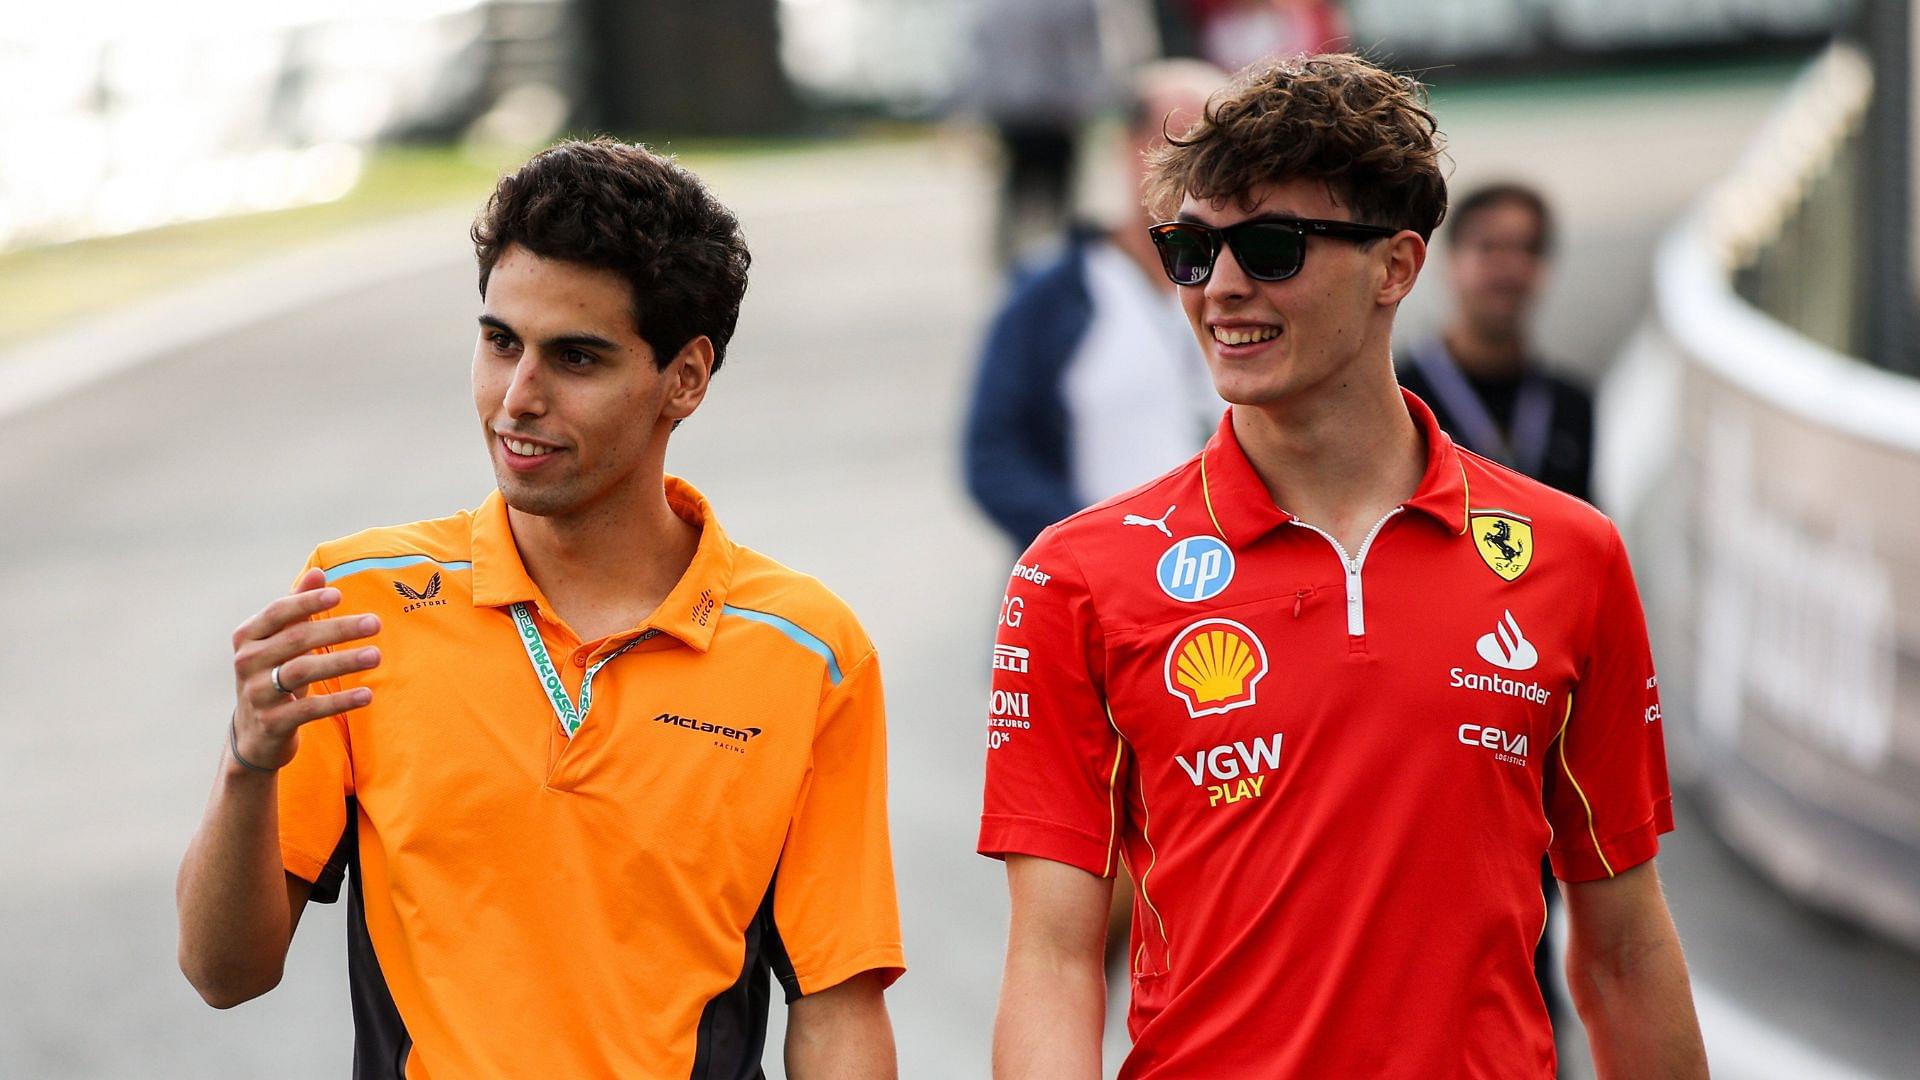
left=1212, top=325, right=1281, bottom=346
left=505, top=438, right=555, bottom=457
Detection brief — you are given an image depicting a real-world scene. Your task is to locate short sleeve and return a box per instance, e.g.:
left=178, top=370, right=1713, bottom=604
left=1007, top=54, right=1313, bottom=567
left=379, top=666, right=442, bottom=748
left=769, top=649, right=904, bottom=999
left=977, top=528, right=1123, bottom=878
left=1546, top=528, right=1674, bottom=882
left=275, top=554, right=357, bottom=902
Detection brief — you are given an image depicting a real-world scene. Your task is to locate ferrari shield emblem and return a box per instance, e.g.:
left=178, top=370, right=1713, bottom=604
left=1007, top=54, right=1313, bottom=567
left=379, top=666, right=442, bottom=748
left=1471, top=512, right=1533, bottom=581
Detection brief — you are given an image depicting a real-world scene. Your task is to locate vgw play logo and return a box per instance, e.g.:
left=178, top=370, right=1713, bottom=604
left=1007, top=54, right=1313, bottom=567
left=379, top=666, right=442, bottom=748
left=1174, top=733, right=1283, bottom=808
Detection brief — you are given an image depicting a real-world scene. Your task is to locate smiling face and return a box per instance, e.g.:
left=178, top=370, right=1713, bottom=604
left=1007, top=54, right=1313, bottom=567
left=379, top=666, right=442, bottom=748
left=1176, top=179, right=1422, bottom=409
left=472, top=244, right=710, bottom=521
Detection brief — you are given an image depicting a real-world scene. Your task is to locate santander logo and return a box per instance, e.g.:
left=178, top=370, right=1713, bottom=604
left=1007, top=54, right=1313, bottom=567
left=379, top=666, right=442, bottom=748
left=1475, top=610, right=1538, bottom=672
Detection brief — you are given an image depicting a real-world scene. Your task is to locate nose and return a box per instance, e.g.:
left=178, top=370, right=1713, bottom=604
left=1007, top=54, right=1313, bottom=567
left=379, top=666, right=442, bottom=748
left=501, top=352, right=547, bottom=418
left=1204, top=241, right=1253, bottom=304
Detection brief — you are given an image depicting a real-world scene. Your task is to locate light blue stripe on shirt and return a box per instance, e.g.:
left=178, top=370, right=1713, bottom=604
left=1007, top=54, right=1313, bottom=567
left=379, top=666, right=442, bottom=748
left=321, top=554, right=474, bottom=583
left=721, top=604, right=843, bottom=685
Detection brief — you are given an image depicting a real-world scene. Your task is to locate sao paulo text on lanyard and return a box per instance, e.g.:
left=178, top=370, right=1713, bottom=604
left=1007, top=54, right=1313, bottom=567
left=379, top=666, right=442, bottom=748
left=510, top=602, right=652, bottom=738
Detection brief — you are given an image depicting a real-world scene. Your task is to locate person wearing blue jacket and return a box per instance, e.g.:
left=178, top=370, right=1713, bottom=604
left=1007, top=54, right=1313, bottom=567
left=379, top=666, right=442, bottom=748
left=965, top=61, right=1225, bottom=550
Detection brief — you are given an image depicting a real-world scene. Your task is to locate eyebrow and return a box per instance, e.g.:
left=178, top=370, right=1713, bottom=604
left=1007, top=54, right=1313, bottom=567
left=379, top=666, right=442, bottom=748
left=477, top=314, right=619, bottom=352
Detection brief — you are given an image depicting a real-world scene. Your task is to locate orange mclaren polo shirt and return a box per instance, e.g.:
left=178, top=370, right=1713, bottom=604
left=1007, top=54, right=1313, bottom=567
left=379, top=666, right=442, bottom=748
left=276, top=476, right=903, bottom=1079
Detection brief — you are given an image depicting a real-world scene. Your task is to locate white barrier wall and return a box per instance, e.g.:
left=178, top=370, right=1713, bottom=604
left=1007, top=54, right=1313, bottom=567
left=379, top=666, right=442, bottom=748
left=1603, top=45, right=1920, bottom=949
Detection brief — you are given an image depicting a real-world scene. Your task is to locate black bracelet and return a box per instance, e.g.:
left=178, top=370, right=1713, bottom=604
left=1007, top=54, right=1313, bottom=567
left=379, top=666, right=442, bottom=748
left=229, top=714, right=280, bottom=774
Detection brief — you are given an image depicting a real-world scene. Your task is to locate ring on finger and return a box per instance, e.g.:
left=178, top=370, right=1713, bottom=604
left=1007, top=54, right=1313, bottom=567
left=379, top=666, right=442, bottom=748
left=270, top=664, right=293, bottom=696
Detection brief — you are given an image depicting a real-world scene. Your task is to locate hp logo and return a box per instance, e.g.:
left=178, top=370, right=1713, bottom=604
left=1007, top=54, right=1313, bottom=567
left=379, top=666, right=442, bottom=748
left=1156, top=536, right=1235, bottom=603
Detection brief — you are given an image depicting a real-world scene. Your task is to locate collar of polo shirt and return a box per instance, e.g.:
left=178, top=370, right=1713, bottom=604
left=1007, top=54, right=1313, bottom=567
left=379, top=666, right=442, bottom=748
left=467, top=475, right=738, bottom=652
left=1197, top=388, right=1472, bottom=548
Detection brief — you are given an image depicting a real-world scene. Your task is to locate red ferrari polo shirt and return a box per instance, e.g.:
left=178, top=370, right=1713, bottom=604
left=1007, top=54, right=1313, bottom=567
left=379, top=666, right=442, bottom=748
left=979, top=391, right=1672, bottom=1079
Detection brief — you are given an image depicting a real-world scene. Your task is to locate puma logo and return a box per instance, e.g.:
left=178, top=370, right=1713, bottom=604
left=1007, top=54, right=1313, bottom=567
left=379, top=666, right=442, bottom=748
left=1123, top=505, right=1176, bottom=538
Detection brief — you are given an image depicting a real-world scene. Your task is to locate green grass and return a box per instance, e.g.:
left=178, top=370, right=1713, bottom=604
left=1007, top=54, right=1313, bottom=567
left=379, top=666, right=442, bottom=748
left=0, top=131, right=932, bottom=342
left=0, top=145, right=517, bottom=340
left=1, top=68, right=1799, bottom=340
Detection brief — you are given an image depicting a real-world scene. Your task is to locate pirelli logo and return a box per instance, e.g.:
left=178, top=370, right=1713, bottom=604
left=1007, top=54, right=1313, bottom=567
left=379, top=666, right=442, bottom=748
left=992, top=644, right=1030, bottom=673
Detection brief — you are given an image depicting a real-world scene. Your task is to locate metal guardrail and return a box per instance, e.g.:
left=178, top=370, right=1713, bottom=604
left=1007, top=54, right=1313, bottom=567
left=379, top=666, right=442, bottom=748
left=1601, top=43, right=1920, bottom=951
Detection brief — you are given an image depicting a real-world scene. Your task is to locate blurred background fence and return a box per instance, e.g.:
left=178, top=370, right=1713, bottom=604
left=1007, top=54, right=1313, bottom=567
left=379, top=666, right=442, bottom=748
left=0, top=0, right=1860, bottom=250
left=1602, top=4, right=1920, bottom=953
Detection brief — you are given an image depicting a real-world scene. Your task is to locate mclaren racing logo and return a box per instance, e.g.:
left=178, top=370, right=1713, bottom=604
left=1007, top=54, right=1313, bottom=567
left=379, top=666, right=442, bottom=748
left=1471, top=511, right=1533, bottom=581
left=1164, top=618, right=1268, bottom=718
left=653, top=712, right=762, bottom=754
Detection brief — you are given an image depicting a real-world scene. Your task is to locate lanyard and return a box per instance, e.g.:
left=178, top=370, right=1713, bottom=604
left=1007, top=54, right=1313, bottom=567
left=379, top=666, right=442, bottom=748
left=1412, top=340, right=1554, bottom=476
left=510, top=602, right=647, bottom=738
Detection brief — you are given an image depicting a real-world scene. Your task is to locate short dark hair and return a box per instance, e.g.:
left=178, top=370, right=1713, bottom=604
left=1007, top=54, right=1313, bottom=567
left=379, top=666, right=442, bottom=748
left=472, top=138, right=752, bottom=373
left=1448, top=182, right=1553, bottom=254
left=1144, top=53, right=1448, bottom=241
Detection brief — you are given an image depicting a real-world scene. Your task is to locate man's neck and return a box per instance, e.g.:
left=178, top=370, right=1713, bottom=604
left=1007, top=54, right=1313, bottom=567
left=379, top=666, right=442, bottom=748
left=507, top=477, right=700, bottom=642
left=1231, top=367, right=1425, bottom=554
left=1442, top=322, right=1526, bottom=379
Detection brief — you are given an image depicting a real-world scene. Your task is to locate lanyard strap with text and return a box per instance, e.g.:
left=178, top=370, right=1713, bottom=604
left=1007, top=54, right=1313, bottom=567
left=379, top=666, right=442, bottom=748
left=510, top=602, right=645, bottom=738
left=1413, top=340, right=1555, bottom=476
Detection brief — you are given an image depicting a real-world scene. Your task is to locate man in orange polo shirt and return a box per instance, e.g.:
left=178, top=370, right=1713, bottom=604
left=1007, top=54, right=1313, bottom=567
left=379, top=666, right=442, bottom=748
left=178, top=138, right=903, bottom=1077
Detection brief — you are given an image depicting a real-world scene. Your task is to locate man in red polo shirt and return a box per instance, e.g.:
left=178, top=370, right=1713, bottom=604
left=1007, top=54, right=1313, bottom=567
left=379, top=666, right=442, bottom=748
left=979, top=55, right=1707, bottom=1078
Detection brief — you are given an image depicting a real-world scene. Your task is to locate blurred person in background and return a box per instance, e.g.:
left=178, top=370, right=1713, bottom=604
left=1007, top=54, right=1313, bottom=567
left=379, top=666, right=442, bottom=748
left=964, top=56, right=1227, bottom=971
left=968, top=0, right=1121, bottom=269
left=964, top=59, right=1226, bottom=551
left=980, top=54, right=1705, bottom=1078
left=1397, top=181, right=1593, bottom=1032
left=1399, top=183, right=1593, bottom=503
left=1181, top=0, right=1350, bottom=71
left=176, top=139, right=903, bottom=1079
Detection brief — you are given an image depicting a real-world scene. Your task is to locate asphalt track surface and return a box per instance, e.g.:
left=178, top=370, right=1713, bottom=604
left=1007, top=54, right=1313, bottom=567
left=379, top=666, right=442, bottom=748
left=3, top=70, right=1917, bottom=1078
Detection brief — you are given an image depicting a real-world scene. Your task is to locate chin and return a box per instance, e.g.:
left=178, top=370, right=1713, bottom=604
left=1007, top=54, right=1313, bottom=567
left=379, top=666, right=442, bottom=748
left=1210, top=369, right=1296, bottom=409
left=1219, top=386, right=1293, bottom=409
left=495, top=474, right=581, bottom=519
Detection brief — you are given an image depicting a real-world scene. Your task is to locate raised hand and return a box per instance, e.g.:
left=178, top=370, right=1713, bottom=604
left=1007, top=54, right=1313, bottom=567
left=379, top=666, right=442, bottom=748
left=229, top=568, right=381, bottom=771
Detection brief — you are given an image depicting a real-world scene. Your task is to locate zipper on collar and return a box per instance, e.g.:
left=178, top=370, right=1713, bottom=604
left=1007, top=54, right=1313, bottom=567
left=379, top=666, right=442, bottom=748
left=1288, top=508, right=1404, bottom=637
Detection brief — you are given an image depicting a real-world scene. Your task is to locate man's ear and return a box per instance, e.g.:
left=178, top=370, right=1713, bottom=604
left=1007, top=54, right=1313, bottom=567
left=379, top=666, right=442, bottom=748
left=661, top=335, right=715, bottom=424
left=1379, top=230, right=1428, bottom=307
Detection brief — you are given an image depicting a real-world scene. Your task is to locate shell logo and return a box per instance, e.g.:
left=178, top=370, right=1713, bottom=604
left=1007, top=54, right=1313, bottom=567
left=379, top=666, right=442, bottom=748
left=1163, top=617, right=1269, bottom=718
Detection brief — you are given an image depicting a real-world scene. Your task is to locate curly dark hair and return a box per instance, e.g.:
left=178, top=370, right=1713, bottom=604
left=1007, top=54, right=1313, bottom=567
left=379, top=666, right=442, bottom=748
left=472, top=138, right=751, bottom=373
left=1143, top=54, right=1448, bottom=241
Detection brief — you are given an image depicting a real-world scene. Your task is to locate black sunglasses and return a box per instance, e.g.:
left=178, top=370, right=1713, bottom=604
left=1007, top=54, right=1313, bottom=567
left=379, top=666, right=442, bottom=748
left=1148, top=217, right=1399, bottom=285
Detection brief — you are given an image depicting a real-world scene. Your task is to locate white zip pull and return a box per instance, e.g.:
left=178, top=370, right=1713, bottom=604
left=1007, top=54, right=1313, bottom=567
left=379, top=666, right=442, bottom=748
left=1344, top=559, right=1363, bottom=635
left=1290, top=508, right=1403, bottom=638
